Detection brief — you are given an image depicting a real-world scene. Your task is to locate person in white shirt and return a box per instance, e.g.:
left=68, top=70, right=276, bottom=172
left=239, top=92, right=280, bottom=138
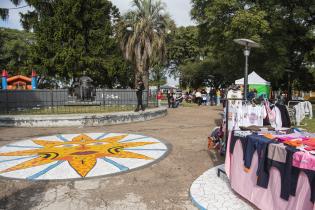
left=195, top=90, right=202, bottom=106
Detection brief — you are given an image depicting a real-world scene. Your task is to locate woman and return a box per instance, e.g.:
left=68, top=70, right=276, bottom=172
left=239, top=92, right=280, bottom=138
left=216, top=89, right=221, bottom=106
left=157, top=90, right=162, bottom=107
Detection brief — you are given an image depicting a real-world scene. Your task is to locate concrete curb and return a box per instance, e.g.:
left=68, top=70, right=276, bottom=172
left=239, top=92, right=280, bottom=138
left=0, top=107, right=167, bottom=127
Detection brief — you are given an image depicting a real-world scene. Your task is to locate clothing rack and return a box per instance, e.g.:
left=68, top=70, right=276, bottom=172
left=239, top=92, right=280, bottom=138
left=217, top=98, right=246, bottom=177
left=288, top=100, right=304, bottom=108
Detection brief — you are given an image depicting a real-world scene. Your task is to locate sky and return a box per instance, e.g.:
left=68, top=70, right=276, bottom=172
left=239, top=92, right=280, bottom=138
left=0, top=0, right=195, bottom=30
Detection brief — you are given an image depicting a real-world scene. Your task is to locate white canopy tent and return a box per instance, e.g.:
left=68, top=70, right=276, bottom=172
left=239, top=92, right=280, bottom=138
left=235, top=71, right=270, bottom=85
left=235, top=71, right=271, bottom=98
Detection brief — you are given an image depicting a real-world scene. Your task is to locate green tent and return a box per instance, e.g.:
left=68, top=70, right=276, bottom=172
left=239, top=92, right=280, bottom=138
left=235, top=71, right=270, bottom=98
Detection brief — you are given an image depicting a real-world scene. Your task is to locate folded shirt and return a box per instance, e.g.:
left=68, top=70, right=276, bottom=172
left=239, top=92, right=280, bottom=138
left=283, top=140, right=303, bottom=147
left=293, top=151, right=315, bottom=171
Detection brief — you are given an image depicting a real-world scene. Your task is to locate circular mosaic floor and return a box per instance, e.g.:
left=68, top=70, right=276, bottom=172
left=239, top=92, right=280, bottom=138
left=0, top=133, right=169, bottom=180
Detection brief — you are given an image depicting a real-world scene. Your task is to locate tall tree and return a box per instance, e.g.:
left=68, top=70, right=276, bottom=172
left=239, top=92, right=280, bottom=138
left=166, top=26, right=202, bottom=74
left=149, top=64, right=167, bottom=88
left=118, top=0, right=172, bottom=89
left=18, top=0, right=129, bottom=88
left=0, top=27, right=35, bottom=76
left=191, top=0, right=315, bottom=90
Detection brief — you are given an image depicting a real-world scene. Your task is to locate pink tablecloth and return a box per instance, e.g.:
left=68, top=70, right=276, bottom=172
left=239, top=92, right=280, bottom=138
left=225, top=139, right=315, bottom=210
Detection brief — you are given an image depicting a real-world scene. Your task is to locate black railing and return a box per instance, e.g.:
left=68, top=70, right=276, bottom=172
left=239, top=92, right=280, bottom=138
left=0, top=89, right=158, bottom=115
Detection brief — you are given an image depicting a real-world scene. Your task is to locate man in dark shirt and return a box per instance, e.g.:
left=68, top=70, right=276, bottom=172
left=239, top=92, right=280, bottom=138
left=135, top=79, right=145, bottom=112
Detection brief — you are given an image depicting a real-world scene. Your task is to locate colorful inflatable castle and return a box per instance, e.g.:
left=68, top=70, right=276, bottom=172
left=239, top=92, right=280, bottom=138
left=1, top=69, right=37, bottom=90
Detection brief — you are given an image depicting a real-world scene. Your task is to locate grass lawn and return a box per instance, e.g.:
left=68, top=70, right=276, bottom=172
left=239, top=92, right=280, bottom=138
left=300, top=109, right=315, bottom=132
left=302, top=118, right=315, bottom=132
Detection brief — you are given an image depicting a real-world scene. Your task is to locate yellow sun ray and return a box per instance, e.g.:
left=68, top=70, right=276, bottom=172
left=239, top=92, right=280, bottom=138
left=68, top=156, right=97, bottom=177
left=32, top=140, right=64, bottom=147
left=99, top=135, right=129, bottom=143
left=118, top=141, right=157, bottom=148
left=0, top=149, right=41, bottom=157
left=106, top=150, right=153, bottom=160
left=0, top=157, right=55, bottom=174
left=72, top=134, right=95, bottom=142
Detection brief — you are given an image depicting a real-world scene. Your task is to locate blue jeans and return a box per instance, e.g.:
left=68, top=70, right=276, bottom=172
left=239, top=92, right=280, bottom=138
left=216, top=96, right=220, bottom=106
left=172, top=101, right=180, bottom=108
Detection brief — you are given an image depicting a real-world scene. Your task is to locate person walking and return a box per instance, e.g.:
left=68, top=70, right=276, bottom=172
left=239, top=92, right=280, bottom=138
left=201, top=89, right=207, bottom=105
left=216, top=89, right=221, bottom=106
left=209, top=88, right=214, bottom=106
left=135, top=79, right=145, bottom=112
left=196, top=89, right=202, bottom=106
left=157, top=89, right=162, bottom=107
left=167, top=88, right=174, bottom=108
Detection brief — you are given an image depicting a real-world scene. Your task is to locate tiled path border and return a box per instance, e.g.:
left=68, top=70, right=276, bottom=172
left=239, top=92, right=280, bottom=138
left=190, top=164, right=255, bottom=210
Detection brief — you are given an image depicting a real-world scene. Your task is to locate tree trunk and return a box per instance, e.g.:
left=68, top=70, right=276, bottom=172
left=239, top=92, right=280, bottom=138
left=143, top=70, right=149, bottom=90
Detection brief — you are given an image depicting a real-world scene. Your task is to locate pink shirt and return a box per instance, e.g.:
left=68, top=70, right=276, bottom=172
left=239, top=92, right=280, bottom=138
left=293, top=151, right=315, bottom=171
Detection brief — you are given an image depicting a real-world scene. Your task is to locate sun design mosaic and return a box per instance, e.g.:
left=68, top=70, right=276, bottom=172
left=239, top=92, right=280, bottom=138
left=0, top=133, right=168, bottom=180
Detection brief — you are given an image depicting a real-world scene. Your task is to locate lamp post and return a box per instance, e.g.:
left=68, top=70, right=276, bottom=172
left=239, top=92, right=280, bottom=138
left=285, top=69, right=294, bottom=101
left=233, top=39, right=260, bottom=100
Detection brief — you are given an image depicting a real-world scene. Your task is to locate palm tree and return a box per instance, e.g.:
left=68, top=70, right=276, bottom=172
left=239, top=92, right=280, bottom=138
left=118, top=0, right=172, bottom=89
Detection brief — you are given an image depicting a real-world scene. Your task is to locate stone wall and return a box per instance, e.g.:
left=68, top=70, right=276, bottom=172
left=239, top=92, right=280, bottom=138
left=0, top=107, right=167, bottom=127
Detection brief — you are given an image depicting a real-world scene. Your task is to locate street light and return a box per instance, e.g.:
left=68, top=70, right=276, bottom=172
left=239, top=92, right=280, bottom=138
left=285, top=69, right=294, bottom=101
left=233, top=38, right=260, bottom=100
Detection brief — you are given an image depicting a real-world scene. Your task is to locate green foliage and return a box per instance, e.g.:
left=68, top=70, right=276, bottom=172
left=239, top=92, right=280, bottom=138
left=0, top=8, right=9, bottom=20
left=190, top=0, right=315, bottom=90
left=19, top=0, right=131, bottom=88
left=149, top=64, right=167, bottom=87
left=166, top=25, right=239, bottom=88
left=0, top=27, right=35, bottom=76
left=166, top=26, right=211, bottom=87
left=180, top=56, right=229, bottom=89
left=167, top=26, right=201, bottom=65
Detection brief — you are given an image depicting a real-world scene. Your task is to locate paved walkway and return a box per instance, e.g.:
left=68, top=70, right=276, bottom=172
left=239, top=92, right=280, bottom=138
left=0, top=106, right=223, bottom=210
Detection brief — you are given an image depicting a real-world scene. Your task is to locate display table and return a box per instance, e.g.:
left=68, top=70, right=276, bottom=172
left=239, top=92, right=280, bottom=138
left=225, top=134, right=315, bottom=210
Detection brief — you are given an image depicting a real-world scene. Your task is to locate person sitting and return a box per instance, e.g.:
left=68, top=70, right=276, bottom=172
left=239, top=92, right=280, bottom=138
left=172, top=94, right=183, bottom=108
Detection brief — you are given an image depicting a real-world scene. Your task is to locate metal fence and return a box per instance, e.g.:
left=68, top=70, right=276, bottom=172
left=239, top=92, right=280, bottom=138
left=0, top=89, right=157, bottom=115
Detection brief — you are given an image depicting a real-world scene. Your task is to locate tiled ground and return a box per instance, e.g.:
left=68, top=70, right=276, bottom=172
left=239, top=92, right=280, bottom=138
left=190, top=164, right=256, bottom=210
left=0, top=133, right=169, bottom=180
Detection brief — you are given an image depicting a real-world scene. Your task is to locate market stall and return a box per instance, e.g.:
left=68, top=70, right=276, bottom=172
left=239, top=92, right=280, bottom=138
left=223, top=95, right=315, bottom=210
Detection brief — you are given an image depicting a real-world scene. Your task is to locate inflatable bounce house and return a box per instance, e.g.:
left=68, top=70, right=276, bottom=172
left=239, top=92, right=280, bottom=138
left=1, top=69, right=37, bottom=90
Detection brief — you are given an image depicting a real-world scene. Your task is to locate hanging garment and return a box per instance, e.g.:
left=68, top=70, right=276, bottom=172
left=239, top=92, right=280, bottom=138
left=270, top=106, right=282, bottom=129
left=242, top=104, right=266, bottom=127
left=275, top=103, right=291, bottom=127
left=304, top=101, right=313, bottom=119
